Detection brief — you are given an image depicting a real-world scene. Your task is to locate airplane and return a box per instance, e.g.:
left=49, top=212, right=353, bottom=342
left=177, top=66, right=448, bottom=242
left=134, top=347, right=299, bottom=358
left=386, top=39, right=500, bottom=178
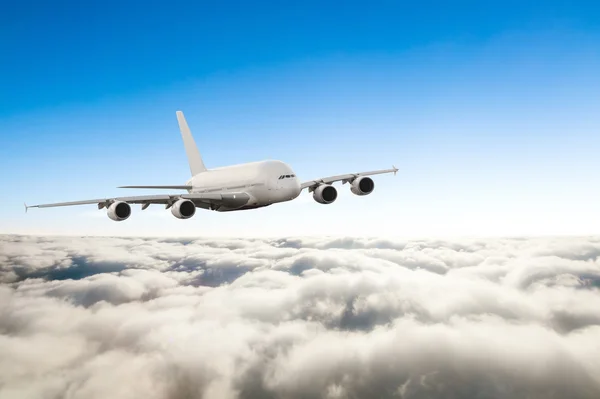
left=25, top=111, right=398, bottom=221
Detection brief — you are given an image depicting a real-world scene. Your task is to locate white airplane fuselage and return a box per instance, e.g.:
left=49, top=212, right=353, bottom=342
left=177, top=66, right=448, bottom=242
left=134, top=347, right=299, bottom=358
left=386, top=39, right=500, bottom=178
left=185, top=160, right=302, bottom=211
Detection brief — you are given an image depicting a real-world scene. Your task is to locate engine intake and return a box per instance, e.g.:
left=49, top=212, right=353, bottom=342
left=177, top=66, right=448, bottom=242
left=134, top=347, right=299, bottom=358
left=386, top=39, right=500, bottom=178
left=313, top=184, right=337, bottom=204
left=107, top=201, right=131, bottom=221
left=350, top=176, right=375, bottom=196
left=171, top=199, right=196, bottom=219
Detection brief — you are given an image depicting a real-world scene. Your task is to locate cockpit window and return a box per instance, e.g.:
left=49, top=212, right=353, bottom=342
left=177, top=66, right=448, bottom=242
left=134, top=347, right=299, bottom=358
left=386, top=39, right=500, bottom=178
left=278, top=174, right=296, bottom=180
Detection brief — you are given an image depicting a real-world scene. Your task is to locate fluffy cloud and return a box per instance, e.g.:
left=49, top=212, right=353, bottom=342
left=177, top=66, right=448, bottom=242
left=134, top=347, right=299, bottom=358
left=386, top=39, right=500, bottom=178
left=1, top=234, right=600, bottom=399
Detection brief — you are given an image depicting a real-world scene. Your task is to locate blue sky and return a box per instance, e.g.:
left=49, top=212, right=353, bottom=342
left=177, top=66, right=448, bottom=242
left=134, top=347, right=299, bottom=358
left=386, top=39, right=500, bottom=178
left=1, top=1, right=600, bottom=237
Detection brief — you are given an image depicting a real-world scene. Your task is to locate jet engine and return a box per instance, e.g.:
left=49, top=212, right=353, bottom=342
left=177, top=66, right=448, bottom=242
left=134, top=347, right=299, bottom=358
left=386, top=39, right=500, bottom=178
left=313, top=184, right=338, bottom=204
left=171, top=199, right=196, bottom=219
left=350, top=176, right=375, bottom=196
left=107, top=201, right=131, bottom=221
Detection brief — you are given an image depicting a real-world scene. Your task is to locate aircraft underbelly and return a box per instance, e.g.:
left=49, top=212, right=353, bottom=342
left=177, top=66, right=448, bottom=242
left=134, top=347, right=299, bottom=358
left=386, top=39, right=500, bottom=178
left=217, top=204, right=271, bottom=212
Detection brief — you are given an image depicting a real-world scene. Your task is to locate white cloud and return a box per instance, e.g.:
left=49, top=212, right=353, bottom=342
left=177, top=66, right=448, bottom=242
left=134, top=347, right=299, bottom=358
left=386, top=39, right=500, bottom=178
left=1, top=234, right=600, bottom=398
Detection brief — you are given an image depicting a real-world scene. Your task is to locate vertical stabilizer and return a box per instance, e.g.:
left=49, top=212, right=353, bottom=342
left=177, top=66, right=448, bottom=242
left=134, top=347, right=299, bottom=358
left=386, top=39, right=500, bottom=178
left=176, top=111, right=207, bottom=176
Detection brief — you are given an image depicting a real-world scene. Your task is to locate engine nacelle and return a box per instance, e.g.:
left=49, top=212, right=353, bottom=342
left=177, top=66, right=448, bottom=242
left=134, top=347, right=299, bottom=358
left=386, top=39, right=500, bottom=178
left=350, top=176, right=375, bottom=196
left=313, top=184, right=338, bottom=204
left=107, top=201, right=131, bottom=221
left=171, top=199, right=196, bottom=219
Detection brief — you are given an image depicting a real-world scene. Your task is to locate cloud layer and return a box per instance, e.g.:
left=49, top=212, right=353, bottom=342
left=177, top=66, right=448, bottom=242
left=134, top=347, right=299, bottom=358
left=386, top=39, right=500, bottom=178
left=1, top=234, right=600, bottom=399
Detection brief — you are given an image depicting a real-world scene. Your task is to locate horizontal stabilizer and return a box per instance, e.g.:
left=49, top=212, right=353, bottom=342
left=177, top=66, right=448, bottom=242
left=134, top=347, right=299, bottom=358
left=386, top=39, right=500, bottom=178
left=118, top=185, right=192, bottom=190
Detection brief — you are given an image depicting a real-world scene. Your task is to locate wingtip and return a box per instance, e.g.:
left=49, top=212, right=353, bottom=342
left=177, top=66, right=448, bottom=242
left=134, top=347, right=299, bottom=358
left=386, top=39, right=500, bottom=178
left=392, top=165, right=398, bottom=175
left=24, top=202, right=28, bottom=213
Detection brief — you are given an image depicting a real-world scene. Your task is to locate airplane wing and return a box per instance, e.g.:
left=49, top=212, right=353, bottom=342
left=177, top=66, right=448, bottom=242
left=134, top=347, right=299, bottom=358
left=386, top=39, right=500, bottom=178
left=300, top=166, right=398, bottom=191
left=117, top=185, right=192, bottom=190
left=25, top=192, right=251, bottom=212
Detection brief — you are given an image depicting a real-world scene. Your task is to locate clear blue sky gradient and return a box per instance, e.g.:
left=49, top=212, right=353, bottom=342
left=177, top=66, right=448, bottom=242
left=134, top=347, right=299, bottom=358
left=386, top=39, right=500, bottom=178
left=1, top=1, right=600, bottom=237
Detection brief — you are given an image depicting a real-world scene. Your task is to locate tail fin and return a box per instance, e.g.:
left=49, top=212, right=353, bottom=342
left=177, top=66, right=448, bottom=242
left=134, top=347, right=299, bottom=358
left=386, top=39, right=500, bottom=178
left=176, top=111, right=207, bottom=176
